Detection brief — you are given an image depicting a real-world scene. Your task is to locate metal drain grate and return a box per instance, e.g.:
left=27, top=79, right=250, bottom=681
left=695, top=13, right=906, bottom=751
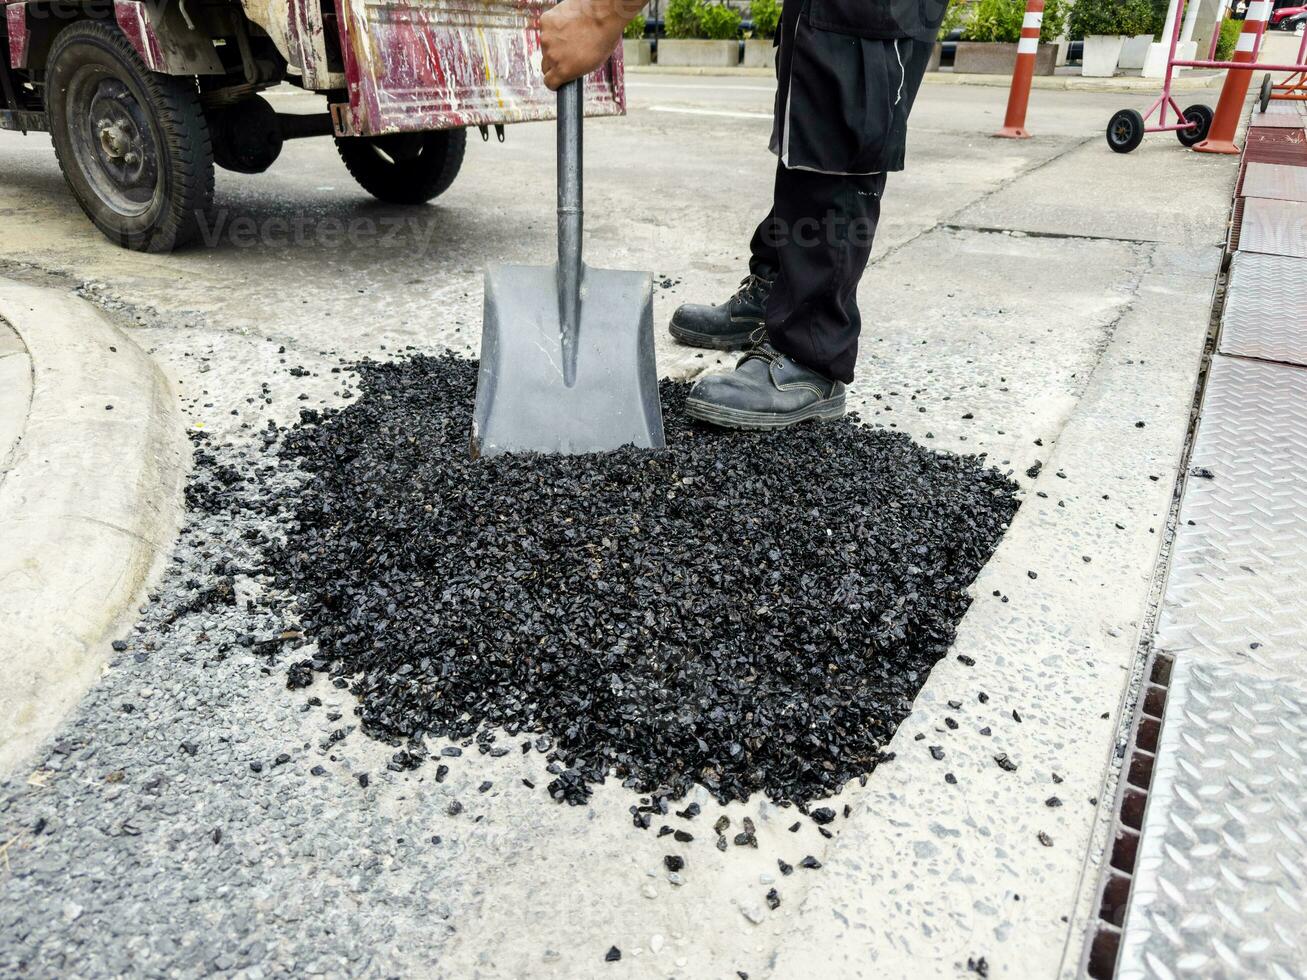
left=1115, top=660, right=1307, bottom=979
left=1243, top=127, right=1307, bottom=166
left=1082, top=652, right=1174, bottom=979
left=1229, top=194, right=1245, bottom=251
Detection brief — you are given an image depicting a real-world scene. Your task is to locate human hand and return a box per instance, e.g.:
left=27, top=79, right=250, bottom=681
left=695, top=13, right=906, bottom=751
left=540, top=0, right=639, bottom=90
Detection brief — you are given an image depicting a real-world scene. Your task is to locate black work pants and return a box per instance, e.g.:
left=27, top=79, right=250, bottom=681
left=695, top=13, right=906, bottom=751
left=748, top=164, right=886, bottom=384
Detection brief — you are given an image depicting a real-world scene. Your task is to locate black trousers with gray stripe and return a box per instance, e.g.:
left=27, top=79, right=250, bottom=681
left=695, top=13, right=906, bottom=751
left=748, top=163, right=887, bottom=384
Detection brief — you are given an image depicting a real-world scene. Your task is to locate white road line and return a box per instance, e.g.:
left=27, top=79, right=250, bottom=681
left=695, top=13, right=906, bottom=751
left=647, top=106, right=772, bottom=120
left=627, top=82, right=776, bottom=93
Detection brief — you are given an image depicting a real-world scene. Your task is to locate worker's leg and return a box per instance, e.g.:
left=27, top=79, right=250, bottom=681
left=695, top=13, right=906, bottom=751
left=682, top=164, right=886, bottom=430
left=748, top=208, right=781, bottom=280
left=764, top=164, right=886, bottom=384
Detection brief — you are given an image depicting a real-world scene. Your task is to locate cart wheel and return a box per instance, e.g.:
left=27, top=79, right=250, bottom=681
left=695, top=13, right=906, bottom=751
left=335, top=129, right=467, bottom=205
left=1178, top=104, right=1214, bottom=147
left=1106, top=109, right=1145, bottom=153
left=1260, top=73, right=1273, bottom=113
left=45, top=20, right=214, bottom=252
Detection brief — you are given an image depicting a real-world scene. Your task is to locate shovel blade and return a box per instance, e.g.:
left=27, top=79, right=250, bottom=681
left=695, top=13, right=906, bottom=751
left=471, top=263, right=665, bottom=457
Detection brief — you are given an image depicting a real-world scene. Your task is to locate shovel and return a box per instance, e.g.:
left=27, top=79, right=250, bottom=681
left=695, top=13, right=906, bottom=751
left=470, top=78, right=665, bottom=458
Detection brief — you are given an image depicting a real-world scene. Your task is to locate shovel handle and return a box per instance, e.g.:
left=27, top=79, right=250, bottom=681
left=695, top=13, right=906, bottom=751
left=557, top=79, right=583, bottom=360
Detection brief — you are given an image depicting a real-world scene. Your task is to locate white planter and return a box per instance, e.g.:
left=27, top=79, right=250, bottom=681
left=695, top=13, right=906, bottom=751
left=1082, top=34, right=1126, bottom=77
left=622, top=38, right=652, bottom=66
left=742, top=38, right=775, bottom=68
left=656, top=39, right=739, bottom=67
left=1142, top=38, right=1195, bottom=77
left=1117, top=33, right=1153, bottom=70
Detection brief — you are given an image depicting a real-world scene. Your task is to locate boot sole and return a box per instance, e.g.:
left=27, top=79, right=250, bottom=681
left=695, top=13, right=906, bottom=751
left=684, top=393, right=846, bottom=431
left=668, top=315, right=761, bottom=351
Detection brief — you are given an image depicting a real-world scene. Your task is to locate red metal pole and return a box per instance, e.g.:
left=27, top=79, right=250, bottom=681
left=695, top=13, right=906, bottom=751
left=1194, top=0, right=1272, bottom=153
left=994, top=0, right=1044, bottom=139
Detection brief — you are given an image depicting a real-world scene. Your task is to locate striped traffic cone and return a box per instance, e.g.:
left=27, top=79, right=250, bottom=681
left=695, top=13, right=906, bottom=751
left=994, top=0, right=1044, bottom=139
left=1194, top=0, right=1270, bottom=154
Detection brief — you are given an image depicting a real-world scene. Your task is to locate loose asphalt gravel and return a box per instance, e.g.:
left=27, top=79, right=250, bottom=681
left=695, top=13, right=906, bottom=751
left=260, top=355, right=1019, bottom=809
left=0, top=353, right=1018, bottom=977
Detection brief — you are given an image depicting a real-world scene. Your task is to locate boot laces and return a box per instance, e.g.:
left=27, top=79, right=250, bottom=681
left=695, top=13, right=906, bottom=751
left=739, top=340, right=781, bottom=368
left=734, top=273, right=772, bottom=306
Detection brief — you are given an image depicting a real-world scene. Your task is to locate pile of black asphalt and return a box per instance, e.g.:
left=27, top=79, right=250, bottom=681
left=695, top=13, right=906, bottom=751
left=216, top=353, right=1019, bottom=809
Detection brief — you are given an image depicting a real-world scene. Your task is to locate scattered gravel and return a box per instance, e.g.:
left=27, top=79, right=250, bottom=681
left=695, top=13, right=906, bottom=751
left=246, top=353, right=1018, bottom=808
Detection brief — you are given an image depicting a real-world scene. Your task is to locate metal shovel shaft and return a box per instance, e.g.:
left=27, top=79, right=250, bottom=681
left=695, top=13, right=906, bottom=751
left=556, top=80, right=583, bottom=387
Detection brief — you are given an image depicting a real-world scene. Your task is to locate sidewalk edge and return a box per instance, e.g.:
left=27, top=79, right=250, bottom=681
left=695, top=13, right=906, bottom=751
left=0, top=279, right=188, bottom=777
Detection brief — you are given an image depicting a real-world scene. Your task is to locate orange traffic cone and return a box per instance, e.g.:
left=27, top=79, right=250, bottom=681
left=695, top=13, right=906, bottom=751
left=1194, top=1, right=1270, bottom=154
left=994, top=0, right=1045, bottom=139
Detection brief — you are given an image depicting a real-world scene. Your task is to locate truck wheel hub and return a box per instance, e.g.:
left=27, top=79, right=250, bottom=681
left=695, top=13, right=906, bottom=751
left=65, top=71, right=161, bottom=217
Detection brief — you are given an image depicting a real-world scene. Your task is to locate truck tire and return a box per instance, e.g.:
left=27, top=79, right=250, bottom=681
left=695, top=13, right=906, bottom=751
left=335, top=129, right=466, bottom=204
left=46, top=20, right=215, bottom=252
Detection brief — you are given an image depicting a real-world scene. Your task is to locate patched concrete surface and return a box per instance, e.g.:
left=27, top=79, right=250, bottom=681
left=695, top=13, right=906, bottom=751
left=0, top=76, right=1235, bottom=977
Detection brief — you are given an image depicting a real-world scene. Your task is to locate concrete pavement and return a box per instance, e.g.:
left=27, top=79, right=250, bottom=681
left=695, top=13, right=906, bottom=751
left=0, top=281, right=188, bottom=775
left=0, top=73, right=1237, bottom=977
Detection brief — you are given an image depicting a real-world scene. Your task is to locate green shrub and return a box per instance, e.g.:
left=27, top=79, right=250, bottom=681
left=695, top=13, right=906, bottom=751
left=699, top=2, right=742, bottom=39
left=1216, top=16, right=1240, bottom=60
left=750, top=0, right=781, bottom=38
left=1067, top=0, right=1154, bottom=38
left=665, top=0, right=702, bottom=38
left=1042, top=0, right=1068, bottom=42
left=937, top=0, right=971, bottom=40
left=623, top=14, right=646, bottom=39
left=962, top=0, right=1065, bottom=42
left=962, top=0, right=1019, bottom=42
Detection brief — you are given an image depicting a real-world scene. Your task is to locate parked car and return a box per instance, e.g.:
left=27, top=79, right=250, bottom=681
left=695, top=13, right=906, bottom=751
left=1282, top=9, right=1307, bottom=29
left=0, top=0, right=625, bottom=252
left=1271, top=1, right=1307, bottom=25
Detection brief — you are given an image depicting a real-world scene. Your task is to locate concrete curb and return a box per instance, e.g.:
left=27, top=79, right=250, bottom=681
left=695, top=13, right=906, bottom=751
left=0, top=279, right=188, bottom=776
left=626, top=64, right=1225, bottom=92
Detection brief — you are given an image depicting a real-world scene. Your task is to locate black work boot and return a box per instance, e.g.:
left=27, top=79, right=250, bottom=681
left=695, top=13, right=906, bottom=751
left=685, top=342, right=846, bottom=430
left=669, top=273, right=773, bottom=350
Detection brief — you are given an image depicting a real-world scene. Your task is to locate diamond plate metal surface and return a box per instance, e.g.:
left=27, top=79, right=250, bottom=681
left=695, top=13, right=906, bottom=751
left=1153, top=356, right=1307, bottom=673
left=1220, top=252, right=1307, bottom=366
left=1238, top=197, right=1307, bottom=258
left=1249, top=111, right=1307, bottom=128
left=1115, top=659, right=1307, bottom=980
left=1242, top=161, right=1307, bottom=202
